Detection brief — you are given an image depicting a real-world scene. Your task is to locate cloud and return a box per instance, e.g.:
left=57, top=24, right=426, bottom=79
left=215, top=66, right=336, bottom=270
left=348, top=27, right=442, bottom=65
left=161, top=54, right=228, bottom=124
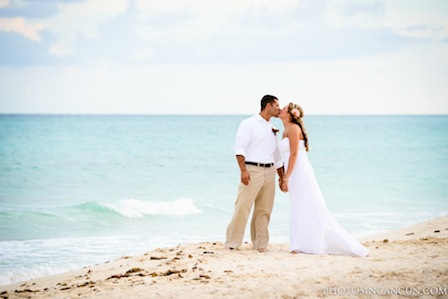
left=49, top=43, right=73, bottom=57
left=0, top=29, right=57, bottom=65
left=130, top=0, right=412, bottom=64
left=62, top=0, right=128, bottom=15
left=0, top=0, right=9, bottom=8
left=0, top=17, right=44, bottom=41
left=0, top=2, right=58, bottom=18
left=136, top=0, right=297, bottom=15
left=42, top=0, right=128, bottom=57
left=0, top=0, right=447, bottom=66
left=325, top=0, right=385, bottom=29
left=135, top=0, right=299, bottom=41
left=326, top=0, right=448, bottom=41
left=1, top=41, right=447, bottom=115
left=0, top=0, right=447, bottom=115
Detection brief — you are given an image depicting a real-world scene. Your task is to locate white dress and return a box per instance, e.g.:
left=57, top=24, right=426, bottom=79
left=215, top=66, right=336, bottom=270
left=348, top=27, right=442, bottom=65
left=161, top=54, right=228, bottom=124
left=280, top=138, right=368, bottom=257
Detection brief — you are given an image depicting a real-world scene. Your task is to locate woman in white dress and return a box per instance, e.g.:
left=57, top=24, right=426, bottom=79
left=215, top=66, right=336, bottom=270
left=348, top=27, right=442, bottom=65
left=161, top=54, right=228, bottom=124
left=279, top=102, right=368, bottom=257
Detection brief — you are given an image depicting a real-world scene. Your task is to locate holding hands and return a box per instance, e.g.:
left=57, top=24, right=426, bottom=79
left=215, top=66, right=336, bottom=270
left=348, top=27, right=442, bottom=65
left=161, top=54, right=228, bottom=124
left=279, top=176, right=289, bottom=192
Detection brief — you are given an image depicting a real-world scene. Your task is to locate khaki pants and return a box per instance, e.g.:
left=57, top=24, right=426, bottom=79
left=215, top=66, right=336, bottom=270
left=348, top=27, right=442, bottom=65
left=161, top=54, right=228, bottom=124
left=225, top=165, right=276, bottom=250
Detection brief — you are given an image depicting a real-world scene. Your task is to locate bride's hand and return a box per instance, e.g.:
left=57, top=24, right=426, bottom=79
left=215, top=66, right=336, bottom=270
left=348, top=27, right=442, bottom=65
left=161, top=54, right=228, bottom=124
left=280, top=177, right=289, bottom=192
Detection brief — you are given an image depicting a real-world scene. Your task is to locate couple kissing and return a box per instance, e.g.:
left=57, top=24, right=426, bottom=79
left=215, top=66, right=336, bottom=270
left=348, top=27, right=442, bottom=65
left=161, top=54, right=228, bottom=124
left=224, top=95, right=368, bottom=257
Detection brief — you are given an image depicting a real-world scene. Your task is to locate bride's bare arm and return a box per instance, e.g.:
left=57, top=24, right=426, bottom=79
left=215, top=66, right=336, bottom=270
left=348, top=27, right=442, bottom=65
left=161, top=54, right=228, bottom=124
left=283, top=125, right=301, bottom=189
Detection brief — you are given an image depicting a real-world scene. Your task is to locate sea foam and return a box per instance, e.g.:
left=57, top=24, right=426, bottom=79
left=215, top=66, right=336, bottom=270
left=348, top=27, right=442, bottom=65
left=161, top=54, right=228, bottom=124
left=102, top=198, right=202, bottom=218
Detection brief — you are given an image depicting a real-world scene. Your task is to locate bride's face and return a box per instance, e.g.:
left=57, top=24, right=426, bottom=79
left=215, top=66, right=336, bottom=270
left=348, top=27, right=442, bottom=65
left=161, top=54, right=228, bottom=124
left=279, top=106, right=290, bottom=120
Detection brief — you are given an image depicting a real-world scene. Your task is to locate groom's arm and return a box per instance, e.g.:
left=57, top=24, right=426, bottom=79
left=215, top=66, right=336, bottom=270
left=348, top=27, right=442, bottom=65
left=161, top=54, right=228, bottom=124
left=277, top=166, right=286, bottom=192
left=277, top=166, right=285, bottom=179
left=236, top=155, right=250, bottom=185
left=274, top=135, right=285, bottom=189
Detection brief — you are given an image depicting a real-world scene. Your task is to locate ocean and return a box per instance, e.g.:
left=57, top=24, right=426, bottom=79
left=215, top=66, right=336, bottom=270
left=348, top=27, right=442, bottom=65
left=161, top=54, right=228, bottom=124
left=0, top=115, right=447, bottom=285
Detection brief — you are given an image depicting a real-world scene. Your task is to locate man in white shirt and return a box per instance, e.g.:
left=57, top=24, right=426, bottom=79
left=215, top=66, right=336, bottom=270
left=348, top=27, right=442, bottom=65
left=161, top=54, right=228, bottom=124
left=225, top=95, right=285, bottom=252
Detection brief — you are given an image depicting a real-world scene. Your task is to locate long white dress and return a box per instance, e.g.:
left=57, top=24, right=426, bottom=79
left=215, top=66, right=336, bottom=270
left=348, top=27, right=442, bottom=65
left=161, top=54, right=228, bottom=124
left=280, top=138, right=368, bottom=257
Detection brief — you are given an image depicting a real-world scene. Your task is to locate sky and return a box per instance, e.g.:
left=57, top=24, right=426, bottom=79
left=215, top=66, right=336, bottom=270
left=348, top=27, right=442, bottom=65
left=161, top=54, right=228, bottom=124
left=0, top=0, right=447, bottom=115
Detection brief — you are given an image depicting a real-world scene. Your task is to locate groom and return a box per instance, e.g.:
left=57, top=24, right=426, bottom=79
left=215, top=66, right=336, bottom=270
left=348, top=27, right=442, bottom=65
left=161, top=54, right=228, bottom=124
left=225, top=95, right=285, bottom=252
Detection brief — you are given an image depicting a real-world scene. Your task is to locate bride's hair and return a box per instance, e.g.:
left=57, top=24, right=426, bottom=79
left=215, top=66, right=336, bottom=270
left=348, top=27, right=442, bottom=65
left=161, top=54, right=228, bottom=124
left=288, top=102, right=309, bottom=151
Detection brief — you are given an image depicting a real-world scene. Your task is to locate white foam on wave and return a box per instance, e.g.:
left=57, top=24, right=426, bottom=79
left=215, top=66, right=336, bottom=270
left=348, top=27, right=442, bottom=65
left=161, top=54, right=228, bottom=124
left=0, top=236, right=160, bottom=286
left=0, top=234, right=215, bottom=286
left=0, top=264, right=81, bottom=286
left=103, top=198, right=202, bottom=218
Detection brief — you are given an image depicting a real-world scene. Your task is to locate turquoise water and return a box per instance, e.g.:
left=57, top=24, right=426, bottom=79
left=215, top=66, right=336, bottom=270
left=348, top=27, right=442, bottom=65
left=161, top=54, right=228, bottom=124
left=0, top=115, right=447, bottom=284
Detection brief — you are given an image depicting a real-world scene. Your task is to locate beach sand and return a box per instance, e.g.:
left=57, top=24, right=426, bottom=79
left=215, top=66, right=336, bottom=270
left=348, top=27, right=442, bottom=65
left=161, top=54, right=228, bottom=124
left=1, top=216, right=447, bottom=298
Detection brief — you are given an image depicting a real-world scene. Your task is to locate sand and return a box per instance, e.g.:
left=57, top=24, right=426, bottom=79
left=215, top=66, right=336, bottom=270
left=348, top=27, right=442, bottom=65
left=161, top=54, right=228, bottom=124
left=1, top=216, right=447, bottom=298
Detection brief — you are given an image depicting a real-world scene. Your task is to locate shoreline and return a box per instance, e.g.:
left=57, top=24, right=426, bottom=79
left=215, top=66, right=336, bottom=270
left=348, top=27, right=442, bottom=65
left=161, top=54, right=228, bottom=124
left=1, top=216, right=447, bottom=298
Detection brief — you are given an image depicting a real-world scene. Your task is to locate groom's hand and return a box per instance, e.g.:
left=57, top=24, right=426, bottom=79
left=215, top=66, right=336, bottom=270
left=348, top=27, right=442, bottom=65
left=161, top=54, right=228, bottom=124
left=278, top=178, right=284, bottom=191
left=279, top=177, right=288, bottom=192
left=241, top=170, right=250, bottom=185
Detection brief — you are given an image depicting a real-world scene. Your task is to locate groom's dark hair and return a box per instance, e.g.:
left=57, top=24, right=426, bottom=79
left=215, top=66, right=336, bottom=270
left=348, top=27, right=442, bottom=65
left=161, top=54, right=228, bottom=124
left=260, top=95, right=278, bottom=111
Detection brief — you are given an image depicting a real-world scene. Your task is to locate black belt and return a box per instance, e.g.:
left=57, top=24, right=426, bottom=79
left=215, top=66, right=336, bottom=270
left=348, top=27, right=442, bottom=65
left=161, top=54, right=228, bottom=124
left=245, top=161, right=274, bottom=168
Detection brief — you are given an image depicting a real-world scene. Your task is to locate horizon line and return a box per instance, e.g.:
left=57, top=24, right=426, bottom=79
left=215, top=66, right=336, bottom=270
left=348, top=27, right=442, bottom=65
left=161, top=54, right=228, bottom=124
left=0, top=113, right=447, bottom=117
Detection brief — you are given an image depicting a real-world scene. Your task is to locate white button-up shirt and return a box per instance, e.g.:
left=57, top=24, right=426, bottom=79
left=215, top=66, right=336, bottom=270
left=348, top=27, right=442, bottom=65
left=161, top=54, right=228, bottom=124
left=234, top=114, right=283, bottom=169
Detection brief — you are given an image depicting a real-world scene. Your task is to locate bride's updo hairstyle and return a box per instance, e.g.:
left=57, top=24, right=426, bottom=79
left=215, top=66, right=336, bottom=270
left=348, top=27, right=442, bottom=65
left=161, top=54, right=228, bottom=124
left=288, top=102, right=310, bottom=151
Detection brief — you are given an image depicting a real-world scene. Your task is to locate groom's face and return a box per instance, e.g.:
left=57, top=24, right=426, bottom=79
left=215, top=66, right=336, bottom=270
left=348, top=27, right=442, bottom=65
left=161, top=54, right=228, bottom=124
left=269, top=100, right=281, bottom=118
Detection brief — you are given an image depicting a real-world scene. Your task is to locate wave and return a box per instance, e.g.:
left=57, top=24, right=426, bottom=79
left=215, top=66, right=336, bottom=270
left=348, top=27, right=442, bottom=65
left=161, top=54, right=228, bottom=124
left=0, top=263, right=82, bottom=286
left=0, top=236, right=138, bottom=285
left=101, top=198, right=202, bottom=218
left=0, top=198, right=203, bottom=226
left=0, top=234, right=213, bottom=285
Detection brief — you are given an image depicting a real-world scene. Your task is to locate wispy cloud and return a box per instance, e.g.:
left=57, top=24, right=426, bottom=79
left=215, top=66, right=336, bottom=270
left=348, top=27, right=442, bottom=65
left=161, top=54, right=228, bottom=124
left=326, top=0, right=448, bottom=40
left=0, top=17, right=44, bottom=41
left=0, top=0, right=447, bottom=114
left=42, top=0, right=128, bottom=57
left=0, top=0, right=9, bottom=8
left=136, top=0, right=297, bottom=15
left=1, top=0, right=446, bottom=65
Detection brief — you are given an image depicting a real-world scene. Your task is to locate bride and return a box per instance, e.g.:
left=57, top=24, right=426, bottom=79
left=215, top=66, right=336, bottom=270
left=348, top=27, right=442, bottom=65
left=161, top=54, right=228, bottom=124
left=279, top=102, right=368, bottom=257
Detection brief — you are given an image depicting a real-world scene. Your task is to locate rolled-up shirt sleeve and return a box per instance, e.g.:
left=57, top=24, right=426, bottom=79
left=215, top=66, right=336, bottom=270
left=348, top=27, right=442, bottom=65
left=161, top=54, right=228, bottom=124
left=234, top=121, right=250, bottom=157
